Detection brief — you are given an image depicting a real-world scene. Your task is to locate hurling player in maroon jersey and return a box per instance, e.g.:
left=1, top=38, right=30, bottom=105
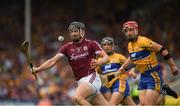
left=32, top=22, right=110, bottom=105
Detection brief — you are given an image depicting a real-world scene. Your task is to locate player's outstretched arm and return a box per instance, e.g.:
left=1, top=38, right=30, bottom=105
left=117, top=57, right=133, bottom=75
left=150, top=42, right=179, bottom=76
left=33, top=53, right=64, bottom=74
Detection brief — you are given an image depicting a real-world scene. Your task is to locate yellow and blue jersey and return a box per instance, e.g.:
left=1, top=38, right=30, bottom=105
left=128, top=36, right=163, bottom=92
left=97, top=53, right=127, bottom=80
left=128, top=36, right=159, bottom=73
left=97, top=53, right=130, bottom=96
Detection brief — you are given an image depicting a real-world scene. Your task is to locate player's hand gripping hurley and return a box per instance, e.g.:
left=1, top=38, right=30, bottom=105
left=20, top=41, right=38, bottom=80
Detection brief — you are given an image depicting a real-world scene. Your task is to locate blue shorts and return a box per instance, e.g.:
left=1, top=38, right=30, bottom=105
left=111, top=79, right=130, bottom=97
left=138, top=65, right=163, bottom=92
left=100, top=86, right=111, bottom=93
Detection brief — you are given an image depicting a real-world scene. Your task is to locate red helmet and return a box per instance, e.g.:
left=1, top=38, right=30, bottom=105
left=122, top=21, right=138, bottom=35
left=123, top=21, right=138, bottom=29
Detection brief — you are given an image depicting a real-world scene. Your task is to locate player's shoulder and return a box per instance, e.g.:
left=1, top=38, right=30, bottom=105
left=113, top=53, right=126, bottom=59
left=62, top=41, right=73, bottom=48
left=85, top=39, right=98, bottom=44
left=113, top=52, right=124, bottom=57
left=138, top=35, right=151, bottom=42
left=85, top=39, right=100, bottom=47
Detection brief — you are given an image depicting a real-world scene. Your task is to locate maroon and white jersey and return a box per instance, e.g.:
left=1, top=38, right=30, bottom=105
left=59, top=38, right=103, bottom=81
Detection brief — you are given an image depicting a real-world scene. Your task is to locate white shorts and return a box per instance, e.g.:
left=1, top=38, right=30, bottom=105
left=77, top=72, right=102, bottom=100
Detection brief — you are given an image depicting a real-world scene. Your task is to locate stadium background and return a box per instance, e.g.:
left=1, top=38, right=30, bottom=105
left=0, top=0, right=180, bottom=105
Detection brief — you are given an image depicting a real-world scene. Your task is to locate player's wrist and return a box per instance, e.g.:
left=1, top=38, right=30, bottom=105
left=117, top=66, right=125, bottom=75
left=33, top=67, right=41, bottom=73
left=119, top=66, right=124, bottom=71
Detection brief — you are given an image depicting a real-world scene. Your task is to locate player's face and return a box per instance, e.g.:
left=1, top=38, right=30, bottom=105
left=102, top=43, right=113, bottom=54
left=122, top=27, right=138, bottom=41
left=69, top=28, right=82, bottom=42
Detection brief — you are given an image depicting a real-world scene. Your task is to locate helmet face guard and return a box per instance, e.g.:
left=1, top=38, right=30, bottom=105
left=101, top=37, right=114, bottom=55
left=101, top=37, right=114, bottom=46
left=68, top=22, right=85, bottom=37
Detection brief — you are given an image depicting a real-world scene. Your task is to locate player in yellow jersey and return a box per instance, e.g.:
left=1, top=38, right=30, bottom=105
left=118, top=21, right=179, bottom=105
left=97, top=37, right=136, bottom=105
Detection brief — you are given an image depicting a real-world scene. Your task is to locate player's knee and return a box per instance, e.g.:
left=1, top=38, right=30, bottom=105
left=109, top=97, right=121, bottom=105
left=73, top=95, right=84, bottom=104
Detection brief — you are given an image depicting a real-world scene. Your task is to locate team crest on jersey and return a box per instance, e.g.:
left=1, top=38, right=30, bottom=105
left=83, top=46, right=88, bottom=51
left=130, top=53, right=136, bottom=61
left=105, top=64, right=111, bottom=70
left=131, top=53, right=136, bottom=58
left=76, top=47, right=81, bottom=53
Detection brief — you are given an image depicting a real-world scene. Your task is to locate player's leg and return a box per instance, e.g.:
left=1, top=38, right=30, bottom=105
left=145, top=70, right=163, bottom=105
left=109, top=92, right=124, bottom=105
left=138, top=90, right=146, bottom=105
left=90, top=92, right=110, bottom=105
left=162, top=84, right=178, bottom=98
left=109, top=79, right=125, bottom=105
left=156, top=90, right=165, bottom=104
left=89, top=73, right=110, bottom=105
left=73, top=72, right=100, bottom=105
left=109, top=79, right=136, bottom=105
left=137, top=73, right=148, bottom=105
left=100, top=86, right=111, bottom=101
left=139, top=89, right=159, bottom=105
left=121, top=96, right=136, bottom=105
left=74, top=72, right=110, bottom=105
left=73, top=82, right=93, bottom=105
left=145, top=89, right=159, bottom=105
left=121, top=80, right=136, bottom=105
left=156, top=84, right=178, bottom=104
left=102, top=91, right=111, bottom=101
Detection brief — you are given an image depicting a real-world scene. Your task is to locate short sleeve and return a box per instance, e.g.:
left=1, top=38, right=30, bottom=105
left=139, top=36, right=154, bottom=49
left=90, top=41, right=103, bottom=55
left=59, top=45, right=66, bottom=56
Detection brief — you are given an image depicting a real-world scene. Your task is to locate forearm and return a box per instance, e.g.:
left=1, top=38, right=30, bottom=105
left=117, top=57, right=133, bottom=76
left=167, top=58, right=177, bottom=71
left=98, top=55, right=109, bottom=65
left=151, top=42, right=179, bottom=75
left=121, top=57, right=133, bottom=70
left=160, top=48, right=177, bottom=69
left=36, top=53, right=62, bottom=73
left=37, top=58, right=56, bottom=72
left=158, top=46, right=179, bottom=75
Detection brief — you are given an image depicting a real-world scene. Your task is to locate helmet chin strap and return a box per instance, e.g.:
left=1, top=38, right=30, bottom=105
left=135, top=28, right=138, bottom=35
left=79, top=29, right=85, bottom=38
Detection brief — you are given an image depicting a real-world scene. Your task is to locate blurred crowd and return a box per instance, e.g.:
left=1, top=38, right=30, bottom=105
left=0, top=0, right=180, bottom=105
